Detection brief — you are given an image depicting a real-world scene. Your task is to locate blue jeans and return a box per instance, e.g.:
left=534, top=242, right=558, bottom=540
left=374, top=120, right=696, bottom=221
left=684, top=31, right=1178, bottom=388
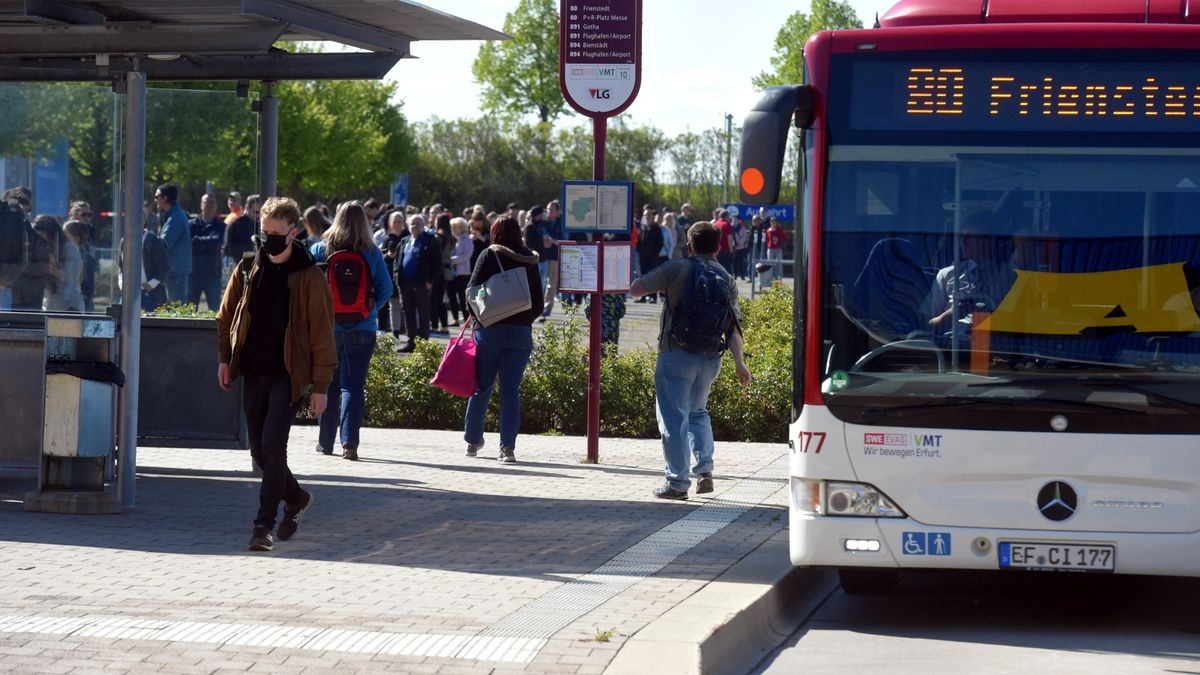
left=0, top=287, right=11, bottom=311
left=166, top=274, right=188, bottom=306
left=464, top=324, right=533, bottom=450
left=318, top=330, right=377, bottom=451
left=189, top=272, right=223, bottom=312
left=654, top=348, right=722, bottom=491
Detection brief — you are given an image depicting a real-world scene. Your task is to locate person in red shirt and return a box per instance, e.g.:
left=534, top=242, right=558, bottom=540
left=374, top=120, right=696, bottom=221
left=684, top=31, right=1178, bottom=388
left=764, top=217, right=789, bottom=284
left=713, top=209, right=735, bottom=274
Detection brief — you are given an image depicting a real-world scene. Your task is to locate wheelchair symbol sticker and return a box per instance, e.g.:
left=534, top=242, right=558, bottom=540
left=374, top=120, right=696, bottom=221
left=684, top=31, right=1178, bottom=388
left=902, top=532, right=926, bottom=555
left=902, top=531, right=951, bottom=556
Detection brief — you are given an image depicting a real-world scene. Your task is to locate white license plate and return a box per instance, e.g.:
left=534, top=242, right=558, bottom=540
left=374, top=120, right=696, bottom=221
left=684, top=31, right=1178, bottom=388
left=998, top=542, right=1115, bottom=572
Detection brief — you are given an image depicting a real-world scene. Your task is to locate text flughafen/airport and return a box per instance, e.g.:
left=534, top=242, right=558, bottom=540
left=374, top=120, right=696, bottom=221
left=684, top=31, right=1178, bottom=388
left=907, top=66, right=1200, bottom=118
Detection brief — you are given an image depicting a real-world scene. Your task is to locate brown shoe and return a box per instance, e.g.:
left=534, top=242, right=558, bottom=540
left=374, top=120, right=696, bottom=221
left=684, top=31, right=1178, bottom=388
left=342, top=447, right=358, bottom=461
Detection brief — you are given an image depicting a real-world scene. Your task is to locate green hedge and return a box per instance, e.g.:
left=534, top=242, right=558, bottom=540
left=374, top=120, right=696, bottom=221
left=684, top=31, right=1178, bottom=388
left=362, top=283, right=793, bottom=443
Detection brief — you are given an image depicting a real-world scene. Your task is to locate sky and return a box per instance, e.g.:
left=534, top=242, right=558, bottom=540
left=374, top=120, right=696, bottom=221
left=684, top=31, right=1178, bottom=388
left=392, top=0, right=896, bottom=136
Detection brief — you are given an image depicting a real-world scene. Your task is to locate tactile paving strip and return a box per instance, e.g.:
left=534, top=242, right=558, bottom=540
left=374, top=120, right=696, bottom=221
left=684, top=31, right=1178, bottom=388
left=476, top=456, right=788, bottom=646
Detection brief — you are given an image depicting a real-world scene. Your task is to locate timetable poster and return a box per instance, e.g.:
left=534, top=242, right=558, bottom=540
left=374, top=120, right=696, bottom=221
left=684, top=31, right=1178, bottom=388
left=558, top=242, right=599, bottom=292
left=602, top=242, right=632, bottom=292
left=557, top=242, right=632, bottom=293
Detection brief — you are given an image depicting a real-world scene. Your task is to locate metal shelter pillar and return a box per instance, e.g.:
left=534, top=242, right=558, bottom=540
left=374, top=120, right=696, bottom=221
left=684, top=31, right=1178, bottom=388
left=118, top=69, right=146, bottom=510
left=257, top=81, right=279, bottom=197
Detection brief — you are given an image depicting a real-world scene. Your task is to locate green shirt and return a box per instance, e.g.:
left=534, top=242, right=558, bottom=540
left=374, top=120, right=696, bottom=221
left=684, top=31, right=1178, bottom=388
left=639, top=256, right=742, bottom=352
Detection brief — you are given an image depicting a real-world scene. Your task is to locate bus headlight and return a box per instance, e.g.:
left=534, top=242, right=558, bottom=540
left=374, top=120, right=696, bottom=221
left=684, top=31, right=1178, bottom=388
left=826, top=482, right=905, bottom=518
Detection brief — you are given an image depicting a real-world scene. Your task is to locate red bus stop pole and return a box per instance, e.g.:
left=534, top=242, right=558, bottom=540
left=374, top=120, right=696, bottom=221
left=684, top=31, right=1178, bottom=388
left=586, top=116, right=607, bottom=464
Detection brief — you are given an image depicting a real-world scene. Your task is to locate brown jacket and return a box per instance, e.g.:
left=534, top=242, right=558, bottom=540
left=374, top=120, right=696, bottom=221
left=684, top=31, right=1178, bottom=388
left=216, top=253, right=338, bottom=403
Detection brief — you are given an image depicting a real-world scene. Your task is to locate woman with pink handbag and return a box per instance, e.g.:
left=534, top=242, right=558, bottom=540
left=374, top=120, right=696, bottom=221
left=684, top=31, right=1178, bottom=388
left=461, top=217, right=543, bottom=463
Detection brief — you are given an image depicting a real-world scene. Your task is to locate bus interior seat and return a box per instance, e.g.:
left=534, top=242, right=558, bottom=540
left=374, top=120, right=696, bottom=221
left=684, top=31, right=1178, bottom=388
left=844, top=237, right=935, bottom=342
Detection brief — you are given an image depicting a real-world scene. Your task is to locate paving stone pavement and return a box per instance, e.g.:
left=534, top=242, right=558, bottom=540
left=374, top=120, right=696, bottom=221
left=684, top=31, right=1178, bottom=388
left=0, top=427, right=787, bottom=674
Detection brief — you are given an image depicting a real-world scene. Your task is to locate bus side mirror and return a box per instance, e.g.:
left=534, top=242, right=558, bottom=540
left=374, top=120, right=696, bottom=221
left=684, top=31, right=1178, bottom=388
left=739, top=85, right=813, bottom=205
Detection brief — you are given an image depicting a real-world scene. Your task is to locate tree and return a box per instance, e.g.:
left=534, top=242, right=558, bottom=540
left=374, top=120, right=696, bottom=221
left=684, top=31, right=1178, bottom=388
left=145, top=83, right=257, bottom=194
left=0, top=68, right=416, bottom=224
left=605, top=119, right=668, bottom=207
left=273, top=78, right=416, bottom=202
left=752, top=0, right=862, bottom=89
left=408, top=115, right=674, bottom=213
left=472, top=0, right=563, bottom=123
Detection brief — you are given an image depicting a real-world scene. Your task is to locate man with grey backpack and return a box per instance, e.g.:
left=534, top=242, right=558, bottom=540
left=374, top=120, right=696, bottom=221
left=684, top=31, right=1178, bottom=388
left=630, top=221, right=752, bottom=500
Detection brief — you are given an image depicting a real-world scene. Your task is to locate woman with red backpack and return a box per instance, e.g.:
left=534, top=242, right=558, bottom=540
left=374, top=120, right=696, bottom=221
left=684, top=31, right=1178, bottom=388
left=309, top=202, right=393, bottom=460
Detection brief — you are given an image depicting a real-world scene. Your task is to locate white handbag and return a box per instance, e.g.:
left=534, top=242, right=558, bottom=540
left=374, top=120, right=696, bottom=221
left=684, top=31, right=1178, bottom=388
left=466, top=250, right=532, bottom=326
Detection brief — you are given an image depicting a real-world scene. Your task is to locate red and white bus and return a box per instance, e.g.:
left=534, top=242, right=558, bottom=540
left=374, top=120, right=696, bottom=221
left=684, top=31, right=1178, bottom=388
left=738, top=0, right=1200, bottom=592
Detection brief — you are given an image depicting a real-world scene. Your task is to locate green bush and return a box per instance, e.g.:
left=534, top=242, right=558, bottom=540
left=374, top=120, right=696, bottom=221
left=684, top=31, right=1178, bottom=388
left=707, top=283, right=793, bottom=442
left=150, top=301, right=216, bottom=319
left=521, top=316, right=589, bottom=434
left=364, top=338, right=466, bottom=431
left=361, top=284, right=793, bottom=442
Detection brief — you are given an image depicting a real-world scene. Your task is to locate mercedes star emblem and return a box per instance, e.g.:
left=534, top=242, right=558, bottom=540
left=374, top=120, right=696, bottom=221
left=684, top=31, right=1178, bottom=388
left=1037, top=481, right=1078, bottom=522
left=1050, top=414, right=1069, bottom=432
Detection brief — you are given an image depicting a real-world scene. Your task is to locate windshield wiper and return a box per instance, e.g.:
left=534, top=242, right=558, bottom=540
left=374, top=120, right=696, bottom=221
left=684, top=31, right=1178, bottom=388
left=857, top=391, right=1177, bottom=422
left=966, top=377, right=1200, bottom=414
left=857, top=397, right=1015, bottom=423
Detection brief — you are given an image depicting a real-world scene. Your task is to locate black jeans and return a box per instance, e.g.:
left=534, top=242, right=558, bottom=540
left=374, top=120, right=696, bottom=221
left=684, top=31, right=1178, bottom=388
left=430, top=274, right=448, bottom=331
left=378, top=296, right=392, bottom=332
left=399, top=278, right=431, bottom=341
left=447, top=275, right=469, bottom=322
left=244, top=374, right=302, bottom=529
left=717, top=252, right=735, bottom=276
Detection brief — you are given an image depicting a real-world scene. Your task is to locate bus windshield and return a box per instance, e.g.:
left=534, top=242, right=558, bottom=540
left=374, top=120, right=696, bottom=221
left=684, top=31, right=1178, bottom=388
left=819, top=146, right=1200, bottom=431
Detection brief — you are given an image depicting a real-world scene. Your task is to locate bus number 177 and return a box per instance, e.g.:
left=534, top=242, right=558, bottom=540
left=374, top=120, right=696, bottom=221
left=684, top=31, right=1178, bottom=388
left=797, top=431, right=826, bottom=454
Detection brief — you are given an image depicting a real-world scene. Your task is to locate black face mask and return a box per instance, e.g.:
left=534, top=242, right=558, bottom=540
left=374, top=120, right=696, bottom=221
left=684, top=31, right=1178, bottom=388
left=263, top=234, right=290, bottom=256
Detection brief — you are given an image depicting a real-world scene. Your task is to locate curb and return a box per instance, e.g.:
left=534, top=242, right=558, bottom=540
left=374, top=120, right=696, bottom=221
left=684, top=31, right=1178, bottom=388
left=605, top=530, right=837, bottom=675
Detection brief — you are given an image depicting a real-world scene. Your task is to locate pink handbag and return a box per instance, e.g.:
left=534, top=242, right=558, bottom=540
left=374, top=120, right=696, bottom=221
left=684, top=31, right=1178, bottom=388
left=430, top=320, right=478, bottom=398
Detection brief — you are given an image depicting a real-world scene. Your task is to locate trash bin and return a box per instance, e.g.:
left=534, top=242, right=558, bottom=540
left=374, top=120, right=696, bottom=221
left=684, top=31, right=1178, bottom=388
left=24, top=315, right=123, bottom=514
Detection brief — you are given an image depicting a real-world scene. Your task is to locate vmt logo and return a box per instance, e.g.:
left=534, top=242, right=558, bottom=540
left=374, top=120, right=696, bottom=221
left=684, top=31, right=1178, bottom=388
left=588, top=88, right=611, bottom=99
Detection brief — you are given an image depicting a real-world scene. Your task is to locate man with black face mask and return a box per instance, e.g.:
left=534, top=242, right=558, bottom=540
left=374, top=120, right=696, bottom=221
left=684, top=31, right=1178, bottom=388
left=216, top=197, right=338, bottom=551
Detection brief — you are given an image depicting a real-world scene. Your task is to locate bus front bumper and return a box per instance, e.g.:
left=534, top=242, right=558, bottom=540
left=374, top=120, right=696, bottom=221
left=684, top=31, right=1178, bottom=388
left=791, top=513, right=1200, bottom=577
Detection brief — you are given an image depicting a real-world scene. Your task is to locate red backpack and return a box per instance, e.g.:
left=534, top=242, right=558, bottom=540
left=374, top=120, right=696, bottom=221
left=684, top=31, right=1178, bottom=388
left=326, top=249, right=374, bottom=323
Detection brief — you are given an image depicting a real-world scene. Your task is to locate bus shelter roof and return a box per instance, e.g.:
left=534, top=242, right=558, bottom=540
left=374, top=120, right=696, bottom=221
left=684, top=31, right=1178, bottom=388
left=0, top=0, right=508, bottom=81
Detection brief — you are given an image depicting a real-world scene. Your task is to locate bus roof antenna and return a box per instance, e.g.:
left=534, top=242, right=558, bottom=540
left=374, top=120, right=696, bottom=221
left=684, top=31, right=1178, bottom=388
left=873, top=12, right=880, bottom=28
left=1145, top=0, right=1151, bottom=23
left=980, top=0, right=989, bottom=23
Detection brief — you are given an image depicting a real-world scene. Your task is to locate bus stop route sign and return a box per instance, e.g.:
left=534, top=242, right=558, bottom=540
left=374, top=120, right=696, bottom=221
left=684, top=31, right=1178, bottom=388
left=559, top=0, right=643, bottom=118
left=562, top=180, right=633, bottom=234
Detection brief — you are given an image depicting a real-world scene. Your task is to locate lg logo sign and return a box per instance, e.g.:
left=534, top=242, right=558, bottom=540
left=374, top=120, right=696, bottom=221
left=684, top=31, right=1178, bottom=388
left=588, top=88, right=611, bottom=99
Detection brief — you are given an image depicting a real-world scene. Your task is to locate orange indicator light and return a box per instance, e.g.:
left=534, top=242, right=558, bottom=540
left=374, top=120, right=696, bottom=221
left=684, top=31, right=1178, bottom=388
left=741, top=168, right=765, bottom=196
